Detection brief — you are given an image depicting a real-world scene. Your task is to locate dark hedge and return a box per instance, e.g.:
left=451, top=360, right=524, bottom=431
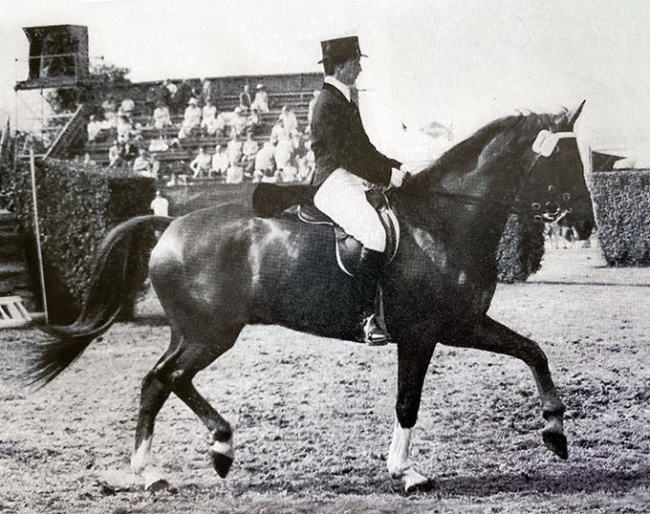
left=496, top=211, right=545, bottom=283
left=591, top=170, right=650, bottom=266
left=13, top=159, right=155, bottom=322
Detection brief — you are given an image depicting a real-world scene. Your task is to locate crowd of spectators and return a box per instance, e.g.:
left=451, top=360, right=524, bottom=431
left=87, top=81, right=314, bottom=184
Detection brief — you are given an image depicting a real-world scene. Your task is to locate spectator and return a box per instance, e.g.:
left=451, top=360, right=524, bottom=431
left=202, top=99, right=217, bottom=121
left=201, top=108, right=226, bottom=137
left=239, top=84, right=253, bottom=112
left=133, top=148, right=154, bottom=177
left=298, top=140, right=315, bottom=183
left=201, top=78, right=214, bottom=105
left=270, top=119, right=289, bottom=145
left=101, top=95, right=118, bottom=128
left=274, top=130, right=297, bottom=174
left=253, top=140, right=276, bottom=182
left=148, top=135, right=170, bottom=153
left=116, top=114, right=133, bottom=143
left=87, top=114, right=104, bottom=143
left=230, top=107, right=248, bottom=137
left=251, top=83, right=270, bottom=113
left=152, top=101, right=172, bottom=131
left=150, top=190, right=169, bottom=216
left=211, top=144, right=229, bottom=177
left=189, top=146, right=212, bottom=178
left=278, top=105, right=298, bottom=133
left=120, top=96, right=136, bottom=120
left=226, top=132, right=244, bottom=183
left=108, top=140, right=122, bottom=168
left=241, top=132, right=259, bottom=178
left=178, top=98, right=202, bottom=139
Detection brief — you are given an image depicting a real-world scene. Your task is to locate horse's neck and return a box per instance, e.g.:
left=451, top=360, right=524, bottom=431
left=394, top=126, right=534, bottom=253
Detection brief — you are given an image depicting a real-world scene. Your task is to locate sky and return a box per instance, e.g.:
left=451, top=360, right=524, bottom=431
left=2, top=0, right=650, bottom=164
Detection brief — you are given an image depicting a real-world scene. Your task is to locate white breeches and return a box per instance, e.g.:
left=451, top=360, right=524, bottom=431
left=314, top=168, right=386, bottom=252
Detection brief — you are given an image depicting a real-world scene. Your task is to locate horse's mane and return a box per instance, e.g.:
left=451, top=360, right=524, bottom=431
left=405, top=109, right=572, bottom=190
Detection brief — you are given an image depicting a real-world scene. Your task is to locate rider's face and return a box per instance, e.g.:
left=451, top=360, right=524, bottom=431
left=336, top=57, right=362, bottom=86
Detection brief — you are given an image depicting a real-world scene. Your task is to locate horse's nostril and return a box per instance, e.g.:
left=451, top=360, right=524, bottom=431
left=548, top=185, right=555, bottom=194
left=562, top=192, right=571, bottom=201
left=534, top=214, right=544, bottom=222
left=532, top=202, right=541, bottom=210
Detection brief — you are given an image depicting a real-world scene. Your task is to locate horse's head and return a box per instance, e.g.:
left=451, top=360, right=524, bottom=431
left=515, top=101, right=594, bottom=240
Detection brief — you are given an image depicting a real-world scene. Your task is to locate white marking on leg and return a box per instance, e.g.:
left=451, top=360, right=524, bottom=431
left=211, top=436, right=234, bottom=460
left=387, top=420, right=430, bottom=492
left=131, top=436, right=153, bottom=475
left=387, top=420, right=411, bottom=479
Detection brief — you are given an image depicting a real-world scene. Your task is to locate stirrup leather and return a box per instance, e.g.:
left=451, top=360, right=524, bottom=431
left=362, top=314, right=391, bottom=346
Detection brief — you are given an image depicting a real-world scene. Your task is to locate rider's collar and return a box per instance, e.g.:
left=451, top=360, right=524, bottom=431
left=324, top=76, right=352, bottom=103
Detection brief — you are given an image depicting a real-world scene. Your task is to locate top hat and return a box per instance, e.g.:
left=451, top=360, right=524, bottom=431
left=319, top=36, right=367, bottom=65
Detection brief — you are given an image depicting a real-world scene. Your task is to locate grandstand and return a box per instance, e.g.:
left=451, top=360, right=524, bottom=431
left=83, top=72, right=322, bottom=180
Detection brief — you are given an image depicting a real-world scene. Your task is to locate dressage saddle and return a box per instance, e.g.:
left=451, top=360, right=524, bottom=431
left=252, top=183, right=399, bottom=276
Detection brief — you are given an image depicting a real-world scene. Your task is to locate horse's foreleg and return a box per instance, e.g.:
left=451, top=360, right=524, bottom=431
left=450, top=316, right=568, bottom=459
left=387, top=340, right=437, bottom=492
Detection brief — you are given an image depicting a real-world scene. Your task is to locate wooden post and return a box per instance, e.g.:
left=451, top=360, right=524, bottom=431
left=29, top=148, right=49, bottom=324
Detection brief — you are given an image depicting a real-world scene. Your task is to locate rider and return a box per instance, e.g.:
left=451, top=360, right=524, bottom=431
left=310, top=36, right=410, bottom=345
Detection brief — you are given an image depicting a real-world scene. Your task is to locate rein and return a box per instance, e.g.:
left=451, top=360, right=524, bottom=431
left=425, top=130, right=579, bottom=220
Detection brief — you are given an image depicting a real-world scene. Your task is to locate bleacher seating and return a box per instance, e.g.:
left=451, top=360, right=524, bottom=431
left=84, top=72, right=321, bottom=178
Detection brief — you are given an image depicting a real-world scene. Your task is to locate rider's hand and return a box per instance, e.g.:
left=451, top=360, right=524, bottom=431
left=390, top=168, right=407, bottom=188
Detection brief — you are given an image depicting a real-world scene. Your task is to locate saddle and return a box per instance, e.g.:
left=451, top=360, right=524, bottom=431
left=252, top=183, right=400, bottom=276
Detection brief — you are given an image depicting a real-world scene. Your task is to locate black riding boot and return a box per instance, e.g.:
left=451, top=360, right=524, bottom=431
left=356, top=248, right=391, bottom=346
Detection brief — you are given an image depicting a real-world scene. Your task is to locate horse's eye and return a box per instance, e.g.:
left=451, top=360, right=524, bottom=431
left=562, top=192, right=571, bottom=201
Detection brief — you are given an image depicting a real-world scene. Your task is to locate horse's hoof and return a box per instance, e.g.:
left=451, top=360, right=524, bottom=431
left=405, top=478, right=438, bottom=495
left=211, top=451, right=234, bottom=478
left=145, top=477, right=171, bottom=493
left=543, top=430, right=568, bottom=460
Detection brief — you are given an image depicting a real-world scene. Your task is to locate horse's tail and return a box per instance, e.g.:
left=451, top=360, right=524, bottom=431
left=27, top=215, right=173, bottom=386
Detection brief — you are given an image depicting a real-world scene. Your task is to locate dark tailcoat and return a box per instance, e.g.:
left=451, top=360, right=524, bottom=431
left=309, top=82, right=401, bottom=187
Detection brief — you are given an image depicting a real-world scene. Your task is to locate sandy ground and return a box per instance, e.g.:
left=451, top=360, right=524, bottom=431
left=0, top=236, right=649, bottom=513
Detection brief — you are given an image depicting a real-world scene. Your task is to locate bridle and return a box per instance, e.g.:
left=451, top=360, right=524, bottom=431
left=421, top=129, right=583, bottom=222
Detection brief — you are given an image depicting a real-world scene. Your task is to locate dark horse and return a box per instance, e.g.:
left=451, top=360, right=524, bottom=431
left=30, top=103, right=594, bottom=492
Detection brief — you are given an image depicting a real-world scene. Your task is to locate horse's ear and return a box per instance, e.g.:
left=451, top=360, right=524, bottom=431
left=567, top=100, right=586, bottom=129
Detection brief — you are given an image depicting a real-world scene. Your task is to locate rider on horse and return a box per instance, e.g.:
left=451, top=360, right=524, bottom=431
left=310, top=36, right=411, bottom=345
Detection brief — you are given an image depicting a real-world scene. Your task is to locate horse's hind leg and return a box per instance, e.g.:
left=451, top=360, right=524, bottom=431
left=151, top=323, right=244, bottom=480
left=448, top=316, right=568, bottom=459
left=130, top=329, right=181, bottom=490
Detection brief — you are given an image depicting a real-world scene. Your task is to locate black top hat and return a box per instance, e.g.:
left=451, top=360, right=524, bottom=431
left=319, top=36, right=367, bottom=65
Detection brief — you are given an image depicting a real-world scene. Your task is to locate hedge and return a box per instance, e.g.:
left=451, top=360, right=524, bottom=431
left=590, top=169, right=650, bottom=266
left=13, top=159, right=155, bottom=322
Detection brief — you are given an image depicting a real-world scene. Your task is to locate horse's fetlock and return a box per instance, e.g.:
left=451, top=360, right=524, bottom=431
left=211, top=428, right=232, bottom=444
left=542, top=405, right=566, bottom=420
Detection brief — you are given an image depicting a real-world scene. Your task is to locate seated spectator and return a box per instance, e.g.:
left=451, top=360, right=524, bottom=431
left=270, top=119, right=290, bottom=145
left=87, top=114, right=104, bottom=143
left=178, top=98, right=202, bottom=139
left=152, top=101, right=172, bottom=131
left=246, top=109, right=261, bottom=135
left=278, top=105, right=298, bottom=133
left=274, top=130, right=298, bottom=174
left=251, top=83, right=270, bottom=113
left=102, top=96, right=118, bottom=129
left=298, top=140, right=315, bottom=183
left=201, top=101, right=226, bottom=137
left=116, top=114, right=133, bottom=143
left=148, top=135, right=170, bottom=153
left=226, top=132, right=244, bottom=183
left=241, top=132, right=259, bottom=178
left=281, top=164, right=299, bottom=183
left=211, top=144, right=229, bottom=177
left=230, top=107, right=248, bottom=137
left=201, top=78, right=214, bottom=105
left=120, top=96, right=136, bottom=120
left=239, top=84, right=253, bottom=112
left=189, top=146, right=212, bottom=178
left=83, top=153, right=96, bottom=167
left=108, top=140, right=122, bottom=168
left=132, top=148, right=154, bottom=177
left=253, top=140, right=276, bottom=182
